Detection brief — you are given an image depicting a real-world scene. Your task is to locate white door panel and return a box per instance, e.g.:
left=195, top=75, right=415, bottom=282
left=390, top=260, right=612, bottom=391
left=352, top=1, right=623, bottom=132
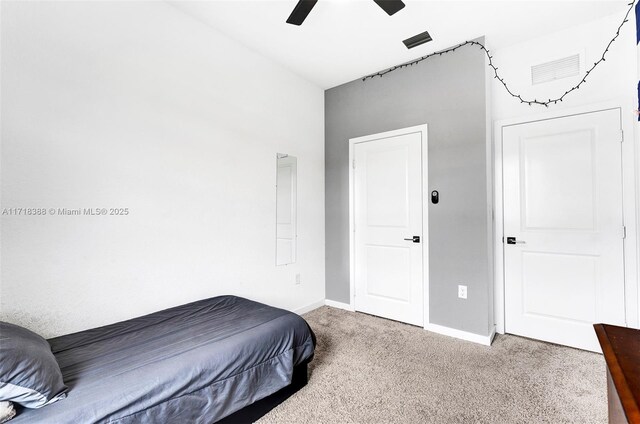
left=366, top=245, right=411, bottom=302
left=503, top=109, right=625, bottom=352
left=354, top=131, right=423, bottom=326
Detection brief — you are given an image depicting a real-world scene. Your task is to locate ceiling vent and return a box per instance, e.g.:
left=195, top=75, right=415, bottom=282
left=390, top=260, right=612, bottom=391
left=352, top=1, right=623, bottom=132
left=531, top=54, right=580, bottom=85
left=403, top=31, right=433, bottom=49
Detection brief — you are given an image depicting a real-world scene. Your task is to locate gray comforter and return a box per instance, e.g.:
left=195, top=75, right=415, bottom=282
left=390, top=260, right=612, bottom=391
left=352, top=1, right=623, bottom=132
left=13, top=296, right=315, bottom=423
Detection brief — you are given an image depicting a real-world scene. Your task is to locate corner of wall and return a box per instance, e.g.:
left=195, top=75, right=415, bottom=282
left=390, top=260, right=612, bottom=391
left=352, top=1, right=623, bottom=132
left=484, top=35, right=496, bottom=334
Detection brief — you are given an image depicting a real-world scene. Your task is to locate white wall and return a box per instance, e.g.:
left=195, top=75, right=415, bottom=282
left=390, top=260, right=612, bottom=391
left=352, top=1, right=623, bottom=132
left=0, top=1, right=325, bottom=338
left=491, top=13, right=637, bottom=122
left=489, top=12, right=639, bottom=328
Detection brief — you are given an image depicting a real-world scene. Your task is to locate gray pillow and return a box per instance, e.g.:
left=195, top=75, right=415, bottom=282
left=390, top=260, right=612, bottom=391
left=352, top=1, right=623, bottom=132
left=0, top=322, right=68, bottom=408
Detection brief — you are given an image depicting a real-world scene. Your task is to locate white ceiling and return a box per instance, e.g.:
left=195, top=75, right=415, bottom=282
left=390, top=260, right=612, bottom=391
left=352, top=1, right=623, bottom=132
left=169, top=0, right=630, bottom=89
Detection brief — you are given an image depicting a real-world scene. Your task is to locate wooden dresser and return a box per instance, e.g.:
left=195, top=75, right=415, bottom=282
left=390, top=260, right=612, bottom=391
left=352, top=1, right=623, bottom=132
left=594, top=324, right=640, bottom=424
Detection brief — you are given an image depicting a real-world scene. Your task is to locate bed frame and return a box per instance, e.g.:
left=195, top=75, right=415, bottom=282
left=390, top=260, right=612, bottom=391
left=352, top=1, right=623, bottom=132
left=217, top=361, right=309, bottom=423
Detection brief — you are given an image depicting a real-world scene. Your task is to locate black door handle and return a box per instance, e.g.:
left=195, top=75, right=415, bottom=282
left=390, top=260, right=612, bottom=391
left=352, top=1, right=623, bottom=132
left=404, top=236, right=420, bottom=243
left=506, top=237, right=525, bottom=245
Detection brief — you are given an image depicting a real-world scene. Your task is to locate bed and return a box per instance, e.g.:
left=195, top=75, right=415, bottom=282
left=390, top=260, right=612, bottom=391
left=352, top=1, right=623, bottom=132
left=9, top=295, right=316, bottom=423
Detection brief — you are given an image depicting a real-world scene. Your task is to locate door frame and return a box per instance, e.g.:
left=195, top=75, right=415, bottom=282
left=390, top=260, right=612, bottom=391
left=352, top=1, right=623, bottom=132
left=348, top=124, right=429, bottom=327
left=493, top=102, right=639, bottom=334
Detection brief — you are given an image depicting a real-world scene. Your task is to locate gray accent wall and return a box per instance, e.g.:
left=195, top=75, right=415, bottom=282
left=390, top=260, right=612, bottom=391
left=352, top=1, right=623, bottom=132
left=325, top=38, right=493, bottom=336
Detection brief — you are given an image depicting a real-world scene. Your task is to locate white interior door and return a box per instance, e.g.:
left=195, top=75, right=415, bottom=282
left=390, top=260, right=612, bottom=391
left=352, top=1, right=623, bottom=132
left=503, top=109, right=625, bottom=352
left=353, top=130, right=424, bottom=326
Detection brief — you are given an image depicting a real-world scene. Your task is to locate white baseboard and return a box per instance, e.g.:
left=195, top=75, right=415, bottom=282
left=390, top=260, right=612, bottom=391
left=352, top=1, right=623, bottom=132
left=324, top=299, right=355, bottom=312
left=293, top=299, right=325, bottom=315
left=425, top=323, right=496, bottom=346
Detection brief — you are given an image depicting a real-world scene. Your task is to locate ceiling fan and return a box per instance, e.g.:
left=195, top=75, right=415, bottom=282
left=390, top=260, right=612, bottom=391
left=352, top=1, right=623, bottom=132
left=286, top=0, right=406, bottom=26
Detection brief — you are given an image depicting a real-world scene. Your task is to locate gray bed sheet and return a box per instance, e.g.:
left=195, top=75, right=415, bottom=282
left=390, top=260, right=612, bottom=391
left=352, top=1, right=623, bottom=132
left=12, top=295, right=315, bottom=423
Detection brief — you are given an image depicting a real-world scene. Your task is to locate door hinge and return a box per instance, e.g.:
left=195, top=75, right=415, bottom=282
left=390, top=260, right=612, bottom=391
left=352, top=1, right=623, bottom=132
left=622, top=225, right=627, bottom=239
left=352, top=159, right=356, bottom=169
left=619, top=129, right=624, bottom=143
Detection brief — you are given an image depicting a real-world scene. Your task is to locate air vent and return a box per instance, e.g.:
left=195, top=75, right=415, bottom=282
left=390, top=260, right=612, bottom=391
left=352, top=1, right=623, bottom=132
left=531, top=54, right=580, bottom=85
left=403, top=31, right=433, bottom=49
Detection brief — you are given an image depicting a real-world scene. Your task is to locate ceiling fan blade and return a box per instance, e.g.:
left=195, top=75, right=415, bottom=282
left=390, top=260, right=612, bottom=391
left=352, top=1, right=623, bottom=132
left=373, top=0, right=405, bottom=16
left=286, top=0, right=318, bottom=26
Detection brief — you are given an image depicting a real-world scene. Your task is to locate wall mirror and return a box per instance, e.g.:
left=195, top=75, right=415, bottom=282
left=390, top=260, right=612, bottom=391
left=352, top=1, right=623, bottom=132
left=276, top=153, right=297, bottom=265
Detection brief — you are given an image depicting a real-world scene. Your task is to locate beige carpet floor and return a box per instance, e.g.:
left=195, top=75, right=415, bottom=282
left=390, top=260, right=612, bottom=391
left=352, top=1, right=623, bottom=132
left=258, top=306, right=607, bottom=424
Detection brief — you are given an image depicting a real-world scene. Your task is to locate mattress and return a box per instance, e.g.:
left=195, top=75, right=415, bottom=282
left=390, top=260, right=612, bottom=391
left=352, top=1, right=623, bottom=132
left=12, top=296, right=315, bottom=423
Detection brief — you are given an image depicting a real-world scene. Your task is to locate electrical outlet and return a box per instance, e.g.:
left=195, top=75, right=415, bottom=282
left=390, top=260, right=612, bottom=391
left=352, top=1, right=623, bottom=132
left=295, top=274, right=301, bottom=285
left=458, top=285, right=467, bottom=299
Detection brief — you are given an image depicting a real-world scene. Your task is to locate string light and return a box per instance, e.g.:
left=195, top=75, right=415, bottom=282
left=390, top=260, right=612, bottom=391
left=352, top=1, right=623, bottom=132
left=362, top=0, right=636, bottom=107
